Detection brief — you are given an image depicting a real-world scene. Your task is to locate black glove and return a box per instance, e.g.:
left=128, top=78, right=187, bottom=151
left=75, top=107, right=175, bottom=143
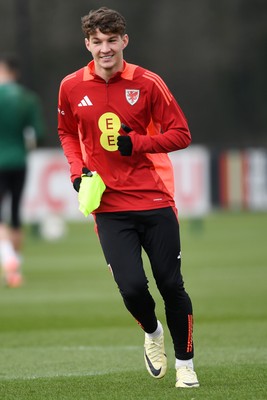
left=82, top=167, right=93, bottom=177
left=73, top=177, right=81, bottom=192
left=73, top=168, right=92, bottom=192
left=117, top=135, right=133, bottom=156
left=121, top=123, right=132, bottom=134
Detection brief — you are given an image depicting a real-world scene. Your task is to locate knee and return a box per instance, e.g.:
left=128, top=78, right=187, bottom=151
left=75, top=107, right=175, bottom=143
left=118, top=280, right=148, bottom=301
left=158, top=277, right=185, bottom=300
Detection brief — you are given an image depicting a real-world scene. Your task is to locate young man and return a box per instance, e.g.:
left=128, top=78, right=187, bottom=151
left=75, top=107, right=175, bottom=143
left=58, top=7, right=199, bottom=388
left=0, top=54, right=45, bottom=287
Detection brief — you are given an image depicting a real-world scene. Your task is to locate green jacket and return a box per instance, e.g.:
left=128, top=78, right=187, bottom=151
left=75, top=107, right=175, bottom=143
left=0, top=81, right=45, bottom=168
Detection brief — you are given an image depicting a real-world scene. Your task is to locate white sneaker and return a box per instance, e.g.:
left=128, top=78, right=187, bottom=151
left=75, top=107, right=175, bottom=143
left=175, top=366, right=199, bottom=388
left=144, top=333, right=167, bottom=379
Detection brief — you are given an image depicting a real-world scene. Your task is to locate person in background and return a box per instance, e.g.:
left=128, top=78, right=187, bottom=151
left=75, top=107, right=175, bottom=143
left=0, top=54, right=45, bottom=287
left=58, top=7, right=199, bottom=388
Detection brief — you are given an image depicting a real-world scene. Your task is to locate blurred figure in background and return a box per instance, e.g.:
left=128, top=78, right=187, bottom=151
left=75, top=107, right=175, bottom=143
left=0, top=54, right=45, bottom=287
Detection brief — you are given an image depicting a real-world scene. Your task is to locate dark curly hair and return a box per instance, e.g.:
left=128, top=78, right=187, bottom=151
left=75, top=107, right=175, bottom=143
left=81, top=7, right=126, bottom=39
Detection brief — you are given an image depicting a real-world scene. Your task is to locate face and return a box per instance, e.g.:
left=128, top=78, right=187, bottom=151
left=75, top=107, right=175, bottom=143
left=85, top=29, right=129, bottom=80
left=0, top=62, right=16, bottom=83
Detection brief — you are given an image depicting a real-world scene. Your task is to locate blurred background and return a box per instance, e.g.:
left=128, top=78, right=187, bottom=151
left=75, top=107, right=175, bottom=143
left=1, top=0, right=267, bottom=147
left=1, top=0, right=267, bottom=223
left=0, top=3, right=266, bottom=396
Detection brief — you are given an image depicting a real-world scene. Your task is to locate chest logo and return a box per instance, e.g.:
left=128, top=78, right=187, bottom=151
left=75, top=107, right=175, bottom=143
left=78, top=95, right=93, bottom=107
left=125, top=89, right=140, bottom=105
left=99, top=112, right=120, bottom=152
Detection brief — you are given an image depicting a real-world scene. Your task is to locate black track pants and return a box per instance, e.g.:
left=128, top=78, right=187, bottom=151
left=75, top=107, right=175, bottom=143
left=95, top=207, right=194, bottom=360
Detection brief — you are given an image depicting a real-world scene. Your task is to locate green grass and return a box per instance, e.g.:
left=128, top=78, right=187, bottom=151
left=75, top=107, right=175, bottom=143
left=0, top=211, right=266, bottom=399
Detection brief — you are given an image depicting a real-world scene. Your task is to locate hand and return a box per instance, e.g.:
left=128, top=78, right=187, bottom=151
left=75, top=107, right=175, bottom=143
left=82, top=167, right=93, bottom=177
left=121, top=123, right=132, bottom=133
left=78, top=171, right=106, bottom=217
left=73, top=177, right=81, bottom=192
left=73, top=168, right=92, bottom=192
left=117, top=135, right=133, bottom=156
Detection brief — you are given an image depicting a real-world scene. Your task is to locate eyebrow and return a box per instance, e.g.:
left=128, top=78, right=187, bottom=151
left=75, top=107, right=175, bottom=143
left=91, top=34, right=119, bottom=41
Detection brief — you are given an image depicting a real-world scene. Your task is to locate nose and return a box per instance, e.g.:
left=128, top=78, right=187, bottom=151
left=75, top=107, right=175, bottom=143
left=100, top=41, right=111, bottom=53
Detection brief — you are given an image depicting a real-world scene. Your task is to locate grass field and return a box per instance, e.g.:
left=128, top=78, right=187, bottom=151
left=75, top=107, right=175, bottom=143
left=0, top=211, right=266, bottom=399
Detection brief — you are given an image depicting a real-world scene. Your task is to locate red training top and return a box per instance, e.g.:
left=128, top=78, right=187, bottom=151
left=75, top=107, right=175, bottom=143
left=58, top=60, right=191, bottom=213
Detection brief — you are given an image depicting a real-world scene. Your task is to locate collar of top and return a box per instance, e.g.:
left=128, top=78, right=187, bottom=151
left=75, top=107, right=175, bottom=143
left=84, top=60, right=137, bottom=82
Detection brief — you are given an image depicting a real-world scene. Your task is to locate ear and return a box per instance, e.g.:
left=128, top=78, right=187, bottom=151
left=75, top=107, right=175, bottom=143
left=122, top=34, right=129, bottom=50
left=85, top=38, right=91, bottom=52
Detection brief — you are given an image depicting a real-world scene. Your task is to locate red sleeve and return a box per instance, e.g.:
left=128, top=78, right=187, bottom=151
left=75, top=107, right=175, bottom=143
left=130, top=72, right=191, bottom=154
left=58, top=81, right=84, bottom=182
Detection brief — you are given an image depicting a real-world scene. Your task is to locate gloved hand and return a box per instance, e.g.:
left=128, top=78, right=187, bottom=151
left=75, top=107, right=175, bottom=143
left=121, top=123, right=132, bottom=133
left=73, top=168, right=92, bottom=192
left=82, top=167, right=93, bottom=177
left=78, top=168, right=106, bottom=217
left=117, top=135, right=133, bottom=156
left=73, top=177, right=81, bottom=192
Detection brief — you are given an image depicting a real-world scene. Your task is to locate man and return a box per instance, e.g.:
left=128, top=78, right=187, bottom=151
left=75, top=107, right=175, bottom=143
left=58, top=7, right=199, bottom=388
left=0, top=54, right=45, bottom=287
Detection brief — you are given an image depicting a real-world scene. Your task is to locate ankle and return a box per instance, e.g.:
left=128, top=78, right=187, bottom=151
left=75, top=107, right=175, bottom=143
left=175, top=358, right=194, bottom=370
left=145, top=320, right=163, bottom=339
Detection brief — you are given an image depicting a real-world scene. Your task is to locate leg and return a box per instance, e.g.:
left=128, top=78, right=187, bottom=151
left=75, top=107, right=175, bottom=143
left=0, top=170, right=8, bottom=227
left=95, top=212, right=157, bottom=333
left=0, top=168, right=25, bottom=287
left=0, top=170, right=16, bottom=263
left=9, top=167, right=26, bottom=252
left=140, top=207, right=194, bottom=360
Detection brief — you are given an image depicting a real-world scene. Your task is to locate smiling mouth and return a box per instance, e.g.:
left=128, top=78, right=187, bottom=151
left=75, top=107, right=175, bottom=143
left=100, top=55, right=113, bottom=60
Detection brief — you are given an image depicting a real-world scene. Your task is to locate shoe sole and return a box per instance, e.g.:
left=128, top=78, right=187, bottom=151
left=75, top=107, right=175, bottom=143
left=175, top=381, right=200, bottom=388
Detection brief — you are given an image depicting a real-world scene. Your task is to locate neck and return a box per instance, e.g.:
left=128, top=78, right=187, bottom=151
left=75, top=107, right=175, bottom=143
left=96, top=68, right=120, bottom=82
left=94, top=61, right=124, bottom=82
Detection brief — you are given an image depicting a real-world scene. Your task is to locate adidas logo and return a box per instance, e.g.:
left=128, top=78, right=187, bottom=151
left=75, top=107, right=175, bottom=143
left=78, top=95, right=93, bottom=107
